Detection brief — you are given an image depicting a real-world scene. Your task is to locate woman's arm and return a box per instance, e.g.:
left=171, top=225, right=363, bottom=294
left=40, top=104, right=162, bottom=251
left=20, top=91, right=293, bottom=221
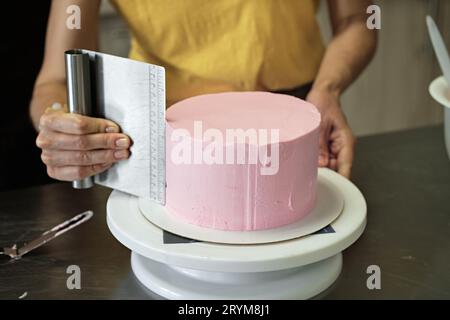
left=31, top=0, right=100, bottom=128
left=31, top=0, right=131, bottom=181
left=313, top=0, right=377, bottom=95
left=307, top=0, right=377, bottom=178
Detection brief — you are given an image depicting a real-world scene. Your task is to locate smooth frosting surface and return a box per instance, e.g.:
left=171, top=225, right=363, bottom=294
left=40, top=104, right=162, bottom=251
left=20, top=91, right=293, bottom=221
left=165, top=92, right=321, bottom=231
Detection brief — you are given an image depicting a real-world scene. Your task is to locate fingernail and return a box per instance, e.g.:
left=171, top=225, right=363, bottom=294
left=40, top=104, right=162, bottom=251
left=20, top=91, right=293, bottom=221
left=115, top=138, right=129, bottom=148
left=318, top=157, right=326, bottom=166
left=106, top=126, right=119, bottom=133
left=114, top=150, right=129, bottom=159
left=51, top=102, right=62, bottom=110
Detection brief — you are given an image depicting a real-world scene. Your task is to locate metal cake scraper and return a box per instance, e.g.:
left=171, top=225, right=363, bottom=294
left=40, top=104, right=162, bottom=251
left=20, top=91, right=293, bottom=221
left=64, top=49, right=166, bottom=205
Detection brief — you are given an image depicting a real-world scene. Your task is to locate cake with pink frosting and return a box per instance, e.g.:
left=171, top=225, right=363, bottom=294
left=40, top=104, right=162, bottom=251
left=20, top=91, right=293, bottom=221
left=165, top=92, right=321, bottom=231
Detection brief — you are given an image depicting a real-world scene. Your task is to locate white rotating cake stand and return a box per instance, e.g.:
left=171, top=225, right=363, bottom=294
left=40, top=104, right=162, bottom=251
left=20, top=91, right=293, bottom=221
left=106, top=168, right=367, bottom=300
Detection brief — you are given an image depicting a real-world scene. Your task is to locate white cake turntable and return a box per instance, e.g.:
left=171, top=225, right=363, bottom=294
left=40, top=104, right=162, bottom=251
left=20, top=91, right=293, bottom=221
left=106, top=168, right=366, bottom=299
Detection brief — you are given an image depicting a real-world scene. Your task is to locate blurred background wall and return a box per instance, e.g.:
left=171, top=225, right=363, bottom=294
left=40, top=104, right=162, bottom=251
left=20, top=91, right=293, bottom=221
left=317, top=0, right=448, bottom=136
left=99, top=0, right=450, bottom=136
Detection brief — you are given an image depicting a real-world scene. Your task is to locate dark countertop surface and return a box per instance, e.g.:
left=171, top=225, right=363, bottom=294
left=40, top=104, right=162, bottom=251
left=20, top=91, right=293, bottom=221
left=1, top=125, right=450, bottom=300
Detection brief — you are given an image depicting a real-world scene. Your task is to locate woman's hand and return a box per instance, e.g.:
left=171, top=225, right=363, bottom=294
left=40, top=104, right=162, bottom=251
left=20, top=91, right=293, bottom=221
left=36, top=105, right=131, bottom=181
left=306, top=89, right=356, bottom=178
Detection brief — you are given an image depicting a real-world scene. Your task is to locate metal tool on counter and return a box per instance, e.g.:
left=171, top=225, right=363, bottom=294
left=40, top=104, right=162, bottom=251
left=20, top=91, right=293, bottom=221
left=65, top=49, right=94, bottom=189
left=0, top=211, right=93, bottom=260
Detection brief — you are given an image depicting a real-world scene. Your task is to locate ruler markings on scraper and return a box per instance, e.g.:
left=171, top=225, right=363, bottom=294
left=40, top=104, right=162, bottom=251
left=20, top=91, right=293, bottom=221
left=149, top=64, right=166, bottom=205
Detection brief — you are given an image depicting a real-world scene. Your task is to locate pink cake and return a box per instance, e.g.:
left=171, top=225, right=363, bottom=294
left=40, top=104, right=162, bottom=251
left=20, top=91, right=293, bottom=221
left=165, top=92, right=321, bottom=231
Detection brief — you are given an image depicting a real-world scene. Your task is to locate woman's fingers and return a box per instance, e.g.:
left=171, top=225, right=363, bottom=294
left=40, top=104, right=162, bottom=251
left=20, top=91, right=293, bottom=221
left=46, top=163, right=113, bottom=181
left=329, top=157, right=338, bottom=171
left=36, top=130, right=131, bottom=151
left=40, top=110, right=120, bottom=134
left=41, top=149, right=130, bottom=166
left=331, top=129, right=356, bottom=179
left=36, top=109, right=132, bottom=181
left=318, top=122, right=331, bottom=167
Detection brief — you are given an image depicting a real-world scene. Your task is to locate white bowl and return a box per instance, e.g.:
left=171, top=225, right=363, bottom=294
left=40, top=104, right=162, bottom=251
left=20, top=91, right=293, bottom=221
left=429, top=76, right=450, bottom=159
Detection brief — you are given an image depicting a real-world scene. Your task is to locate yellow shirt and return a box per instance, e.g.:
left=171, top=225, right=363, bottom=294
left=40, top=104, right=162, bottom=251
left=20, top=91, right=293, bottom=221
left=111, top=0, right=325, bottom=105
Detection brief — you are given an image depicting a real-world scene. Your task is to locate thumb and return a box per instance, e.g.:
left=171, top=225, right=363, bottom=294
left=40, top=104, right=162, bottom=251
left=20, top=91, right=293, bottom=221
left=45, top=102, right=68, bottom=114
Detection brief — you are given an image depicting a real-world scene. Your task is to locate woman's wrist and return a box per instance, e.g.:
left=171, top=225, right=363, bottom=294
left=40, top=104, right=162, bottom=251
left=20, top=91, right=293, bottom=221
left=306, top=85, right=342, bottom=113
left=310, top=79, right=342, bottom=100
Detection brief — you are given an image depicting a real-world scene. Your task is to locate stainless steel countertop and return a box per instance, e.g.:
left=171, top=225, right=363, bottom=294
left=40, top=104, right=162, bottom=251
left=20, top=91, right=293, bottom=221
left=1, top=125, right=450, bottom=299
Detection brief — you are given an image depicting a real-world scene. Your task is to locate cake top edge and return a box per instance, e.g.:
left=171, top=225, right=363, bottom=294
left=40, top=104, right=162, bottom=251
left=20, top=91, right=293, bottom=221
left=166, top=91, right=321, bottom=141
